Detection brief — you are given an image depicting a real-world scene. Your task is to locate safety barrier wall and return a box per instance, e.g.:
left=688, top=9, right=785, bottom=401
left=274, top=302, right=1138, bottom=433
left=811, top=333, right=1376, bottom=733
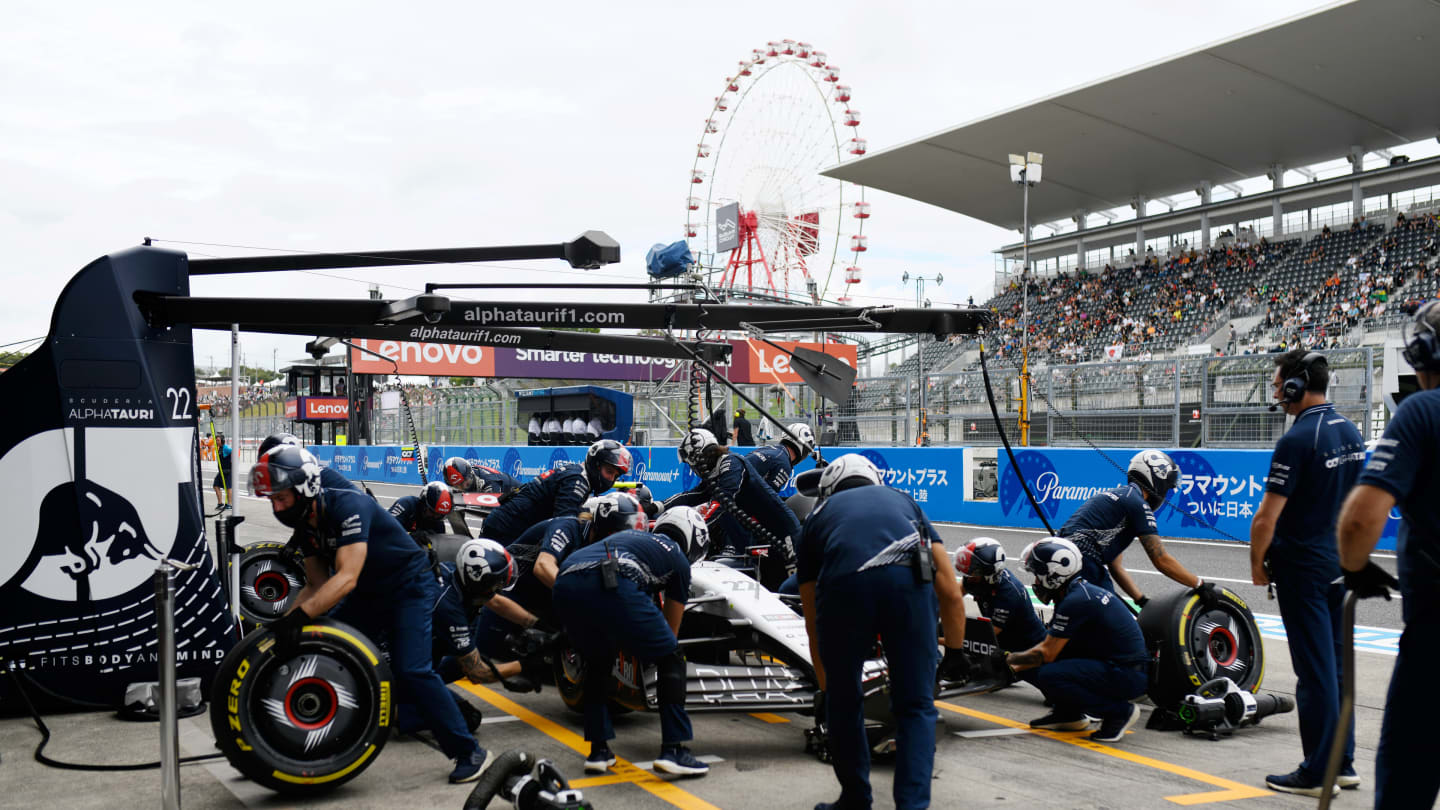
left=307, top=444, right=1399, bottom=550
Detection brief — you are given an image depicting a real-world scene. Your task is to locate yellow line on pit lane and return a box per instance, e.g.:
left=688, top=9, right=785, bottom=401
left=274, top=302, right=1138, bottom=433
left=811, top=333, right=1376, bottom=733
left=935, top=701, right=1272, bottom=805
left=457, top=682, right=722, bottom=810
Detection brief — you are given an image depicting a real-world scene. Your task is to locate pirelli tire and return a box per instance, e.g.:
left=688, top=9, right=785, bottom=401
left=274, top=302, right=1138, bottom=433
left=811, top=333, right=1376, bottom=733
left=553, top=645, right=632, bottom=716
left=1137, top=586, right=1265, bottom=709
left=236, top=542, right=307, bottom=632
left=785, top=492, right=817, bottom=523
left=210, top=617, right=393, bottom=796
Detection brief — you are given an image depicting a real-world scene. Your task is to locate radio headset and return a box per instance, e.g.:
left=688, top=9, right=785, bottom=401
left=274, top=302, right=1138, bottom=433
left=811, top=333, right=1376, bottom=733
left=596, top=501, right=619, bottom=590
left=912, top=517, right=934, bottom=585
left=1269, top=352, right=1325, bottom=412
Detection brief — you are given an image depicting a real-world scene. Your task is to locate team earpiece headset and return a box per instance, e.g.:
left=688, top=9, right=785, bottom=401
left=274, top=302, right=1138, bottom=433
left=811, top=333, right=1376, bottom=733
left=1269, top=352, right=1325, bottom=412
left=1403, top=303, right=1440, bottom=372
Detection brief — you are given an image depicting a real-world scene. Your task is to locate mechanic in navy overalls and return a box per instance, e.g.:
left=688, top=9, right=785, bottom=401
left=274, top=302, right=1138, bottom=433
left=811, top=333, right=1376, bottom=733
left=551, top=507, right=713, bottom=778
left=250, top=445, right=491, bottom=783
left=1338, top=301, right=1440, bottom=808
left=1057, top=450, right=1217, bottom=608
left=473, top=492, right=646, bottom=662
left=478, top=439, right=629, bottom=544
left=797, top=454, right=969, bottom=810
left=676, top=428, right=801, bottom=589
left=745, top=422, right=817, bottom=493
left=1005, top=538, right=1149, bottom=743
left=1247, top=350, right=1364, bottom=796
left=259, top=432, right=364, bottom=494
left=389, top=481, right=455, bottom=535
left=955, top=537, right=1046, bottom=657
left=441, top=456, right=524, bottom=537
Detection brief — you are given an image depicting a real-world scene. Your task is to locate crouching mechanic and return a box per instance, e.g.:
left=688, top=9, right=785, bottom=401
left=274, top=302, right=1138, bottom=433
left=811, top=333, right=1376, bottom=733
left=441, top=456, right=522, bottom=537
left=390, top=481, right=454, bottom=535
left=1006, top=538, right=1149, bottom=743
left=955, top=538, right=1046, bottom=658
left=746, top=423, right=817, bottom=493
left=552, top=506, right=713, bottom=777
left=798, top=454, right=969, bottom=810
left=1058, top=449, right=1218, bottom=609
left=250, top=445, right=492, bottom=783
left=479, top=439, right=630, bottom=544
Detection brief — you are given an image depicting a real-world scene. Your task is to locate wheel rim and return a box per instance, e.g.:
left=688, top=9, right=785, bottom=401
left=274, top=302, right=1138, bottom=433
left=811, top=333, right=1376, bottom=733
left=253, top=653, right=366, bottom=759
left=240, top=554, right=303, bottom=621
left=1189, top=607, right=1256, bottom=682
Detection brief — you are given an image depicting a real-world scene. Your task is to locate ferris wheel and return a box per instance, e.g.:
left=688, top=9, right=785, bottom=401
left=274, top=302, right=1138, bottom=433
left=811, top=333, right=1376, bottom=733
left=686, top=39, right=871, bottom=305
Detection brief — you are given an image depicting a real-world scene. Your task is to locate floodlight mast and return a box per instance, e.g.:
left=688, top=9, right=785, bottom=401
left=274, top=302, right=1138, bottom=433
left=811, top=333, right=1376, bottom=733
left=1009, top=151, right=1042, bottom=446
left=901, top=270, right=942, bottom=445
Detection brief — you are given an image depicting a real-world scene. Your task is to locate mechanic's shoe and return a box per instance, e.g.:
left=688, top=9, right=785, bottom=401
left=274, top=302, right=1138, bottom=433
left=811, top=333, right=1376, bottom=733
left=585, top=744, right=616, bottom=774
left=1029, top=711, right=1091, bottom=731
left=452, top=693, right=483, bottom=733
left=1089, top=704, right=1143, bottom=742
left=654, top=746, right=709, bottom=776
left=448, top=747, right=492, bottom=784
left=1264, top=769, right=1339, bottom=797
left=1338, top=765, right=1361, bottom=789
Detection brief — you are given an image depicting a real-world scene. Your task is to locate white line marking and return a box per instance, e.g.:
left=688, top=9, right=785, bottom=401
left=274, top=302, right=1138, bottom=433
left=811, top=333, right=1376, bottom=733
left=953, top=728, right=1030, bottom=738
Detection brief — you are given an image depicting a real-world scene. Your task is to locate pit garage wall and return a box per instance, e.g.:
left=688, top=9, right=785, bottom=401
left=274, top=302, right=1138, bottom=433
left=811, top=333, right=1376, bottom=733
left=306, top=445, right=1400, bottom=551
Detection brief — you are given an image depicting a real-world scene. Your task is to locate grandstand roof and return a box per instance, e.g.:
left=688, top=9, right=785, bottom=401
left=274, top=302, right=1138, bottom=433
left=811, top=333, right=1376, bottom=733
left=822, top=0, right=1440, bottom=232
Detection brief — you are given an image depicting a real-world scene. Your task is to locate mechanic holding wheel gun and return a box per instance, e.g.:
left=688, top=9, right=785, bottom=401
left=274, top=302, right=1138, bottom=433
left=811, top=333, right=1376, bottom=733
left=797, top=454, right=968, bottom=810
left=249, top=445, right=493, bottom=784
left=1337, top=301, right=1440, bottom=809
left=1247, top=349, right=1364, bottom=797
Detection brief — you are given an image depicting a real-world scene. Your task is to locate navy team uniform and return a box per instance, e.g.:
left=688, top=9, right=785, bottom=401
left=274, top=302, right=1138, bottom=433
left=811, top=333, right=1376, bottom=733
left=392, top=563, right=479, bottom=732
left=1032, top=579, right=1149, bottom=724
left=1057, top=483, right=1158, bottom=594
left=969, top=567, right=1046, bottom=653
left=798, top=486, right=940, bottom=810
left=696, top=453, right=802, bottom=586
left=745, top=444, right=794, bottom=492
left=480, top=462, right=594, bottom=544
left=1356, top=389, right=1440, bottom=807
left=474, top=516, right=587, bottom=658
left=552, top=530, right=694, bottom=748
left=318, top=465, right=363, bottom=493
left=389, top=494, right=448, bottom=534
left=465, top=464, right=522, bottom=495
left=1265, top=402, right=1364, bottom=785
left=299, top=487, right=478, bottom=762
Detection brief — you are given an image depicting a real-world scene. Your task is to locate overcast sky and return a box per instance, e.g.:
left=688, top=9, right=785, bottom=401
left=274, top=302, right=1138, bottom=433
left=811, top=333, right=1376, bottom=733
left=3, top=0, right=1337, bottom=374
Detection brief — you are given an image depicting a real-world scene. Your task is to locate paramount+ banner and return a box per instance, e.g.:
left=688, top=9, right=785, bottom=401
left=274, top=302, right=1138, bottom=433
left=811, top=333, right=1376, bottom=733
left=309, top=444, right=1401, bottom=550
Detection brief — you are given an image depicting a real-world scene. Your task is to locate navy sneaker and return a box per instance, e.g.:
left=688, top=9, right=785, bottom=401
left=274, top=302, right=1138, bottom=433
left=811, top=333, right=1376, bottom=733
left=1338, top=765, right=1361, bottom=790
left=1029, top=711, right=1091, bottom=731
left=654, top=746, right=709, bottom=776
left=1089, top=704, right=1142, bottom=742
left=585, top=744, right=616, bottom=774
left=448, top=747, right=492, bottom=784
left=1265, top=769, right=1339, bottom=798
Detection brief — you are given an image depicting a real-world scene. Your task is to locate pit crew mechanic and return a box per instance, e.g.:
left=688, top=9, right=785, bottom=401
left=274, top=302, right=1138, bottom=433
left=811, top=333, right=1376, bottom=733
left=551, top=506, right=714, bottom=778
left=441, top=456, right=523, bottom=537
left=478, top=439, right=630, bottom=544
left=797, top=454, right=969, bottom=810
left=1005, top=538, right=1149, bottom=743
left=1337, top=300, right=1440, bottom=809
left=746, top=423, right=817, bottom=493
left=1247, top=350, right=1363, bottom=797
left=955, top=537, right=1046, bottom=656
left=259, top=432, right=364, bottom=494
left=250, top=445, right=492, bottom=783
left=390, top=480, right=455, bottom=535
left=1057, top=449, right=1218, bottom=608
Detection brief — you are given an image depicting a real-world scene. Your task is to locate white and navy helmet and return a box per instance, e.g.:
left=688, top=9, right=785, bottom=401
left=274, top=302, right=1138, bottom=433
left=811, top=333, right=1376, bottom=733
left=779, top=423, right=816, bottom=460
left=249, top=445, right=323, bottom=499
left=1020, top=537, right=1083, bottom=604
left=817, top=453, right=881, bottom=499
left=653, top=505, right=710, bottom=563
left=1127, top=450, right=1179, bottom=500
left=455, top=538, right=515, bottom=603
left=582, top=491, right=647, bottom=540
left=257, top=431, right=302, bottom=458
left=955, top=537, right=1006, bottom=584
left=679, top=428, right=721, bottom=474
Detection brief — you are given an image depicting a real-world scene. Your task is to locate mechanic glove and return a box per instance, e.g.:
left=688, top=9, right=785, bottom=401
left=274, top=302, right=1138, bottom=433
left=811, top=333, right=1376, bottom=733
left=1134, top=595, right=1150, bottom=609
left=993, top=651, right=1019, bottom=686
left=1342, top=562, right=1400, bottom=600
left=267, top=606, right=311, bottom=657
left=1195, top=580, right=1221, bottom=610
left=937, top=647, right=971, bottom=685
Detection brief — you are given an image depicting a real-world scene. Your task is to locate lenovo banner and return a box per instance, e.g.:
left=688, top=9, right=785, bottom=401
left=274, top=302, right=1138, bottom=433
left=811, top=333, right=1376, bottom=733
left=349, top=338, right=497, bottom=377
left=727, top=340, right=857, bottom=385
left=301, top=397, right=349, bottom=421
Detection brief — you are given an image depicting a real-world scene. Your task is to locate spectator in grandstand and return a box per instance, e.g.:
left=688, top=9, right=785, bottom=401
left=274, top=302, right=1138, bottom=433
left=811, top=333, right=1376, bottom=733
left=1248, top=351, right=1363, bottom=797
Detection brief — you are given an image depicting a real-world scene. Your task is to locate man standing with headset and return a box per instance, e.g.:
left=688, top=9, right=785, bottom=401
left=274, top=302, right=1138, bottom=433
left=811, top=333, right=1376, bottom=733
left=1248, top=349, right=1366, bottom=797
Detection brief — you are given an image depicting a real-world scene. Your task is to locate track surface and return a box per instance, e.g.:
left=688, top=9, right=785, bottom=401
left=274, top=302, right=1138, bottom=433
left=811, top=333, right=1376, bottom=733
left=0, top=473, right=1403, bottom=809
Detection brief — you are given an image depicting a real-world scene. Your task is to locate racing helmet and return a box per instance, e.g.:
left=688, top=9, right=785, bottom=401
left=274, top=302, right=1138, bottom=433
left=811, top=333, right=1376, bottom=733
left=955, top=537, right=1006, bottom=584
left=679, top=428, right=722, bottom=475
left=420, top=481, right=454, bottom=517
left=455, top=538, right=515, bottom=603
left=654, top=506, right=710, bottom=563
left=582, top=491, right=646, bottom=540
left=779, top=423, right=816, bottom=461
left=584, top=439, right=632, bottom=492
left=257, top=431, right=302, bottom=458
left=1021, top=537, right=1083, bottom=604
left=249, top=445, right=323, bottom=499
left=442, top=456, right=475, bottom=489
left=631, top=484, right=659, bottom=518
left=1127, top=450, right=1180, bottom=501
left=817, top=453, right=881, bottom=499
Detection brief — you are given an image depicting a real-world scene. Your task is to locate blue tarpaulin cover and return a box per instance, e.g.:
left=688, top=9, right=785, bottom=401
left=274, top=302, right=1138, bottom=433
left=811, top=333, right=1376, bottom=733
left=646, top=240, right=693, bottom=278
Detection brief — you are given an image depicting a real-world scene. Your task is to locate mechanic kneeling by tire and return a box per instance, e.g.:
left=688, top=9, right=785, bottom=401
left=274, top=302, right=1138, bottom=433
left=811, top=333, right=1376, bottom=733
left=551, top=505, right=713, bottom=777
left=956, top=538, right=1047, bottom=658
left=249, top=445, right=492, bottom=784
left=797, top=454, right=968, bottom=810
left=1007, top=538, right=1148, bottom=743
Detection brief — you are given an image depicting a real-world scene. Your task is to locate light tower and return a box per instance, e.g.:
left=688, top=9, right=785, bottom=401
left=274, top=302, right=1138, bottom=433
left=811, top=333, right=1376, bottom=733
left=1009, top=151, right=1042, bottom=446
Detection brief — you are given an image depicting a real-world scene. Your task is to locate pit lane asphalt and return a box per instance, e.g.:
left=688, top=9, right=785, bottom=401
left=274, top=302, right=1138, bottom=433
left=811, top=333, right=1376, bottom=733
left=0, top=479, right=1399, bottom=809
